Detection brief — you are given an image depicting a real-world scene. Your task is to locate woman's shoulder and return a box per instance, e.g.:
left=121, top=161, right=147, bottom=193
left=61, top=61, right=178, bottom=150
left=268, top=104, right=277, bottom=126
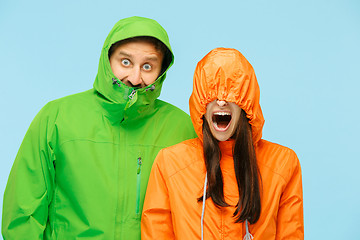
left=163, top=137, right=201, bottom=153
left=154, top=138, right=204, bottom=178
left=256, top=139, right=300, bottom=183
left=256, top=139, right=296, bottom=156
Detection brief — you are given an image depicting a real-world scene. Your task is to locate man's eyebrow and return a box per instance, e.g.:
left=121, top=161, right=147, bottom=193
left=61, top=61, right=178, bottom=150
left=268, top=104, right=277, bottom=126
left=144, top=56, right=159, bottom=62
left=118, top=51, right=159, bottom=62
left=118, top=51, right=132, bottom=58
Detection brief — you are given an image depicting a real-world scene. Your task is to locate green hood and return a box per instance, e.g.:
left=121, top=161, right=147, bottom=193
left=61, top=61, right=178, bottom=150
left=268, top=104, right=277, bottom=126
left=93, top=16, right=174, bottom=122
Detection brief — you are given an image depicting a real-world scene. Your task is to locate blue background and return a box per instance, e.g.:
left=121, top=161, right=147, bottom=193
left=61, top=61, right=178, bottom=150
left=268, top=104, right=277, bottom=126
left=1, top=0, right=359, bottom=239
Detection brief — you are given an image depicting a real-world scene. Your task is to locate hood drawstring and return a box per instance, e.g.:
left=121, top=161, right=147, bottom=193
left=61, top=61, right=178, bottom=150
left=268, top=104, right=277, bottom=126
left=112, top=78, right=121, bottom=87
left=146, top=85, right=156, bottom=91
left=243, top=219, right=253, bottom=240
left=201, top=173, right=208, bottom=240
left=200, top=173, right=254, bottom=240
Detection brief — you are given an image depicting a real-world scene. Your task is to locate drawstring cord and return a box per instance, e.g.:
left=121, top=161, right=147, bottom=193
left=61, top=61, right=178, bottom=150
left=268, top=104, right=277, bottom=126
left=201, top=173, right=254, bottom=240
left=201, top=173, right=208, bottom=240
left=243, top=219, right=253, bottom=240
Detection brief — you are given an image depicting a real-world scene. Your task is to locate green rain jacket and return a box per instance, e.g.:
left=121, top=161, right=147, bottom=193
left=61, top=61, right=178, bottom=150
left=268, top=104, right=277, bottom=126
left=2, top=16, right=196, bottom=239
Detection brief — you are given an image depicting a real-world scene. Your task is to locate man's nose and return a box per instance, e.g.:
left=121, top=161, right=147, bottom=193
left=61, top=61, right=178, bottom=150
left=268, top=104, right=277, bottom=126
left=216, top=100, right=227, bottom=107
left=127, top=67, right=142, bottom=87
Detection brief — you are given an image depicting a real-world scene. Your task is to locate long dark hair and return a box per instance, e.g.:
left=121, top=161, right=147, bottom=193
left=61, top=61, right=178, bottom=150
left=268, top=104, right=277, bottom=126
left=198, top=109, right=262, bottom=224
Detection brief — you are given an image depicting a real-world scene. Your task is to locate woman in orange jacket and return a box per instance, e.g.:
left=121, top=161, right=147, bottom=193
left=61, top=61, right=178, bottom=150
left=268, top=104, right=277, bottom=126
left=141, top=48, right=304, bottom=239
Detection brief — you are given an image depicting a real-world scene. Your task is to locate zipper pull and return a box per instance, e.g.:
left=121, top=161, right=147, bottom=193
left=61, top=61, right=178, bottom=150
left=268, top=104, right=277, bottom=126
left=128, top=89, right=136, bottom=99
left=137, top=157, right=142, bottom=174
left=125, top=89, right=138, bottom=110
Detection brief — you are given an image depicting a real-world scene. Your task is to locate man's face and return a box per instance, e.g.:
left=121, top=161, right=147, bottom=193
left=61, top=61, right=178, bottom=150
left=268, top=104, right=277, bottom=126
left=109, top=40, right=164, bottom=88
left=204, top=100, right=242, bottom=141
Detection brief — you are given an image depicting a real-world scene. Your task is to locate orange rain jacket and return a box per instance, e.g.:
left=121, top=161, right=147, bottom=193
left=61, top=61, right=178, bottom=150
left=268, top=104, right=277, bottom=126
left=142, top=48, right=304, bottom=239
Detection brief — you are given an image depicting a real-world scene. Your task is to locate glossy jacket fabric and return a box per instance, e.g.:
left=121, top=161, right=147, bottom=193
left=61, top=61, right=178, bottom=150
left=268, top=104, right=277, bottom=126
left=2, top=16, right=196, bottom=239
left=142, top=48, right=304, bottom=239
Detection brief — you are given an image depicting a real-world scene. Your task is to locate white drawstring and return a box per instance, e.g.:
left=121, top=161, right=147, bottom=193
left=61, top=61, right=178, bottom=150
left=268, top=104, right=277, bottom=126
left=201, top=173, right=254, bottom=240
left=243, top=219, right=254, bottom=240
left=201, top=173, right=208, bottom=240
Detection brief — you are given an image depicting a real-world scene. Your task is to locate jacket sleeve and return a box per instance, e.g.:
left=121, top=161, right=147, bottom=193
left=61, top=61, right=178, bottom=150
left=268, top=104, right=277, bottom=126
left=2, top=103, right=56, bottom=239
left=276, top=150, right=304, bottom=240
left=141, top=150, right=175, bottom=240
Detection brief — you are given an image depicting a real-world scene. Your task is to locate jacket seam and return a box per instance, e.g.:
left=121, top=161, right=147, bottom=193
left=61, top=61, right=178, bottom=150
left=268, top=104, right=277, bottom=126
left=58, top=139, right=168, bottom=148
left=58, top=139, right=122, bottom=148
left=166, top=159, right=202, bottom=180
left=257, top=162, right=287, bottom=184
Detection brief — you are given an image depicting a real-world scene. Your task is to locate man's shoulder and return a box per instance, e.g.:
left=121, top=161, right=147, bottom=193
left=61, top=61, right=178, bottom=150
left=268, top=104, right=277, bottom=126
left=42, top=89, right=95, bottom=114
left=49, top=89, right=94, bottom=106
left=34, top=89, right=95, bottom=122
left=152, top=99, right=196, bottom=139
left=154, top=99, right=189, bottom=117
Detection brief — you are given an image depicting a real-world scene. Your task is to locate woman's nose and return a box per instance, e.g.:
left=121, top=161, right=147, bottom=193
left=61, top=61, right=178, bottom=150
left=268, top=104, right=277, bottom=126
left=216, top=100, right=227, bottom=107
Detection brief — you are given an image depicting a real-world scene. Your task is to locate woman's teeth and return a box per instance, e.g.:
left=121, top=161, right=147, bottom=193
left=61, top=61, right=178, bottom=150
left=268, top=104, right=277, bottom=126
left=212, top=112, right=232, bottom=130
left=214, top=112, right=231, bottom=116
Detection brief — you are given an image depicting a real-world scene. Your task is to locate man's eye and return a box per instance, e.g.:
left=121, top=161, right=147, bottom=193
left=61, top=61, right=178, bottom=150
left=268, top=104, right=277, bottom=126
left=143, top=64, right=152, bottom=71
left=121, top=59, right=130, bottom=66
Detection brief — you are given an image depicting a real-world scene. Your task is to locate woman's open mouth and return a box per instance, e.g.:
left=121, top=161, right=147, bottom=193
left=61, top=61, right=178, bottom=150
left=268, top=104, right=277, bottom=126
left=212, top=111, right=232, bottom=131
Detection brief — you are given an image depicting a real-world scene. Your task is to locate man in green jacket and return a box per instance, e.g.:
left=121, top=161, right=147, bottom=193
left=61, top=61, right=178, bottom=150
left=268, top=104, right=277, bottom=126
left=2, top=16, right=196, bottom=239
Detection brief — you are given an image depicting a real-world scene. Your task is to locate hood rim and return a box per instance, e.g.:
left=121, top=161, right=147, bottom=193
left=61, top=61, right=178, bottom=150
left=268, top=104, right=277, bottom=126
left=189, top=48, right=265, bottom=144
left=93, top=16, right=174, bottom=105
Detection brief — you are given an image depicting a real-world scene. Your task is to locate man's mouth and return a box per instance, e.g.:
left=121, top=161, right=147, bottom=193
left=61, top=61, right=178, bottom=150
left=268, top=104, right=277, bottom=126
left=212, top=111, right=232, bottom=131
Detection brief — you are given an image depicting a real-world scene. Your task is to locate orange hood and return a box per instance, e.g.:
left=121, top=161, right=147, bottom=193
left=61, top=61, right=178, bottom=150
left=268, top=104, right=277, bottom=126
left=189, top=48, right=265, bottom=144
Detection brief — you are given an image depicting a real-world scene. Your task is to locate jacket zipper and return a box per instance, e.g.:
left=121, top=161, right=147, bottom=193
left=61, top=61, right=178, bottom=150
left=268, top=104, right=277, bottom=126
left=125, top=89, right=137, bottom=110
left=128, top=89, right=136, bottom=99
left=135, top=157, right=142, bottom=215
